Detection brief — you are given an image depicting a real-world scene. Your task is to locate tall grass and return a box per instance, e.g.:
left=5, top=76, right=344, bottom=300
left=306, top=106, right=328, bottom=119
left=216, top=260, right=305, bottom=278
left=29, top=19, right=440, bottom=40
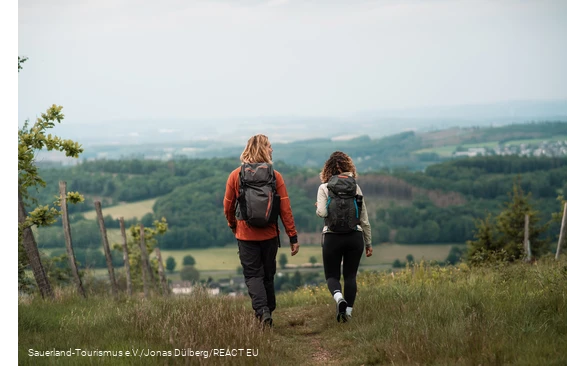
left=19, top=257, right=566, bottom=365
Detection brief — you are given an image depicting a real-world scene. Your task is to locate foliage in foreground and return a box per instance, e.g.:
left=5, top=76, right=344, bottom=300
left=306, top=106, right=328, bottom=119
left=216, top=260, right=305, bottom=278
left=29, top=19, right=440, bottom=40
left=18, top=56, right=85, bottom=295
left=19, top=258, right=566, bottom=365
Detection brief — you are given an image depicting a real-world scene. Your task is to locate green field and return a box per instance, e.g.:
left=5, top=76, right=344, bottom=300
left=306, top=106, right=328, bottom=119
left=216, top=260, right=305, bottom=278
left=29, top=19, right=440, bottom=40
left=414, top=135, right=567, bottom=157
left=82, top=243, right=462, bottom=282
left=159, top=243, right=458, bottom=271
left=81, top=198, right=157, bottom=221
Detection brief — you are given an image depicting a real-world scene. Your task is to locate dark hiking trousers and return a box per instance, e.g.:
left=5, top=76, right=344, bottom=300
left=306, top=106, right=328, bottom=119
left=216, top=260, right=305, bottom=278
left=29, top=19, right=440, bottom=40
left=238, top=237, right=279, bottom=318
left=322, top=230, right=364, bottom=307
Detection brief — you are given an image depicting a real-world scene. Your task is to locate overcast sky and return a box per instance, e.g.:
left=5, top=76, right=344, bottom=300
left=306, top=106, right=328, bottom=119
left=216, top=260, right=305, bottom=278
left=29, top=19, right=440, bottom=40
left=17, top=0, right=567, bottom=124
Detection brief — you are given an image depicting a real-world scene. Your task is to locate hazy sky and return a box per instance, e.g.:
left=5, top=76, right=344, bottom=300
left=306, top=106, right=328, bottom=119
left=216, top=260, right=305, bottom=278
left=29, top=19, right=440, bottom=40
left=18, top=0, right=567, bottom=124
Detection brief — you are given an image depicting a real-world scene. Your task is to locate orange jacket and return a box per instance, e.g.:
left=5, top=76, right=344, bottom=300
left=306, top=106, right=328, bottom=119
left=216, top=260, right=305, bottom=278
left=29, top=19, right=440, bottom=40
left=223, top=167, right=298, bottom=244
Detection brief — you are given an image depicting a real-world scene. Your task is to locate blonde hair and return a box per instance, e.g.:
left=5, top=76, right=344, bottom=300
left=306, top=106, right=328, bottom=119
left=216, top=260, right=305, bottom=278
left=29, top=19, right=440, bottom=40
left=240, top=134, right=272, bottom=164
left=319, top=151, right=358, bottom=183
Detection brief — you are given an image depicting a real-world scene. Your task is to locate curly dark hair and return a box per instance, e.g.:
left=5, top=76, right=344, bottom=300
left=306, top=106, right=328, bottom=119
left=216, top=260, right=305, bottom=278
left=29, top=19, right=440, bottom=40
left=319, top=151, right=358, bottom=183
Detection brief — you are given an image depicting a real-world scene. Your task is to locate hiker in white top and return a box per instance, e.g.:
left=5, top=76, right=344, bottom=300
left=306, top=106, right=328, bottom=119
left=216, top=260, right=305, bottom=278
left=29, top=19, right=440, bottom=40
left=316, top=151, right=373, bottom=322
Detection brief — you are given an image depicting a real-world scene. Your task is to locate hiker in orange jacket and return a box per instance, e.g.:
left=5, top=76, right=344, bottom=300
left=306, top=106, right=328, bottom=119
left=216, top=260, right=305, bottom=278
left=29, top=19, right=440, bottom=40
left=223, top=134, right=300, bottom=328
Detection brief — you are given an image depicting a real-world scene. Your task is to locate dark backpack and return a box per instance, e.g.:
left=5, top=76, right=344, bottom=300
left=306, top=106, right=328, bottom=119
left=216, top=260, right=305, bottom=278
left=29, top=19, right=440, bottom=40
left=235, top=163, right=280, bottom=228
left=324, top=174, right=363, bottom=233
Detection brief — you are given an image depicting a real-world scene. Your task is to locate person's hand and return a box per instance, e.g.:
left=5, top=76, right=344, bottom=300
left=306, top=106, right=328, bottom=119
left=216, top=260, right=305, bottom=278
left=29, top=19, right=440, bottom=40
left=230, top=226, right=237, bottom=234
left=314, top=202, right=318, bottom=207
left=365, top=246, right=373, bottom=257
left=290, top=243, right=299, bottom=256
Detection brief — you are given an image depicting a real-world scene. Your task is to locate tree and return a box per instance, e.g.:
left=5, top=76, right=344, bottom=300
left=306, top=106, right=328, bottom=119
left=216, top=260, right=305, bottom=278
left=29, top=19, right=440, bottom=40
left=467, top=213, right=499, bottom=265
left=16, top=56, right=83, bottom=298
left=309, top=256, right=318, bottom=266
left=18, top=57, right=84, bottom=297
left=180, top=266, right=200, bottom=283
left=178, top=253, right=199, bottom=283
left=183, top=255, right=196, bottom=266
left=495, top=178, right=548, bottom=258
left=467, top=177, right=549, bottom=265
left=291, top=270, right=302, bottom=288
left=42, top=253, right=84, bottom=287
left=166, top=256, right=177, bottom=273
left=445, top=246, right=464, bottom=265
left=279, top=253, right=288, bottom=269
left=112, top=218, right=168, bottom=290
left=373, top=222, right=390, bottom=243
left=406, top=254, right=414, bottom=264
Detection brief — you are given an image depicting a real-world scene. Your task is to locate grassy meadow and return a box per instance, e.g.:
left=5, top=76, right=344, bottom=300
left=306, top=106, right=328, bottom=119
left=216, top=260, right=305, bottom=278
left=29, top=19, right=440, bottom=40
left=81, top=198, right=157, bottom=221
left=158, top=243, right=459, bottom=271
left=18, top=257, right=567, bottom=365
left=79, top=243, right=462, bottom=283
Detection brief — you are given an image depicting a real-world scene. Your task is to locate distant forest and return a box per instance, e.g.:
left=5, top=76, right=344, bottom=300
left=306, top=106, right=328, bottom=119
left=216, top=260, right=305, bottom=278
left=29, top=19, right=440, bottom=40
left=24, top=122, right=566, bottom=268
left=29, top=152, right=566, bottom=269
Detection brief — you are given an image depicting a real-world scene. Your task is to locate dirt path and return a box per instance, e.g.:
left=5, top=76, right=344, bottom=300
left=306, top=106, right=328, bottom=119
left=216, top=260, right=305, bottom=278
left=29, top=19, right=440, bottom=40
left=310, top=337, right=333, bottom=364
left=274, top=304, right=341, bottom=365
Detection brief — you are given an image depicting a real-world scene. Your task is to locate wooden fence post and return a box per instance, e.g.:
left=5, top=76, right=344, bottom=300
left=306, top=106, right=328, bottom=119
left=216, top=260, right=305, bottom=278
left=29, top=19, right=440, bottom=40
left=155, top=248, right=170, bottom=296
left=556, top=202, right=567, bottom=260
left=119, top=217, right=132, bottom=296
left=94, top=201, right=118, bottom=296
left=18, top=191, right=54, bottom=299
left=59, top=181, right=85, bottom=298
left=139, top=224, right=150, bottom=298
left=524, top=214, right=531, bottom=262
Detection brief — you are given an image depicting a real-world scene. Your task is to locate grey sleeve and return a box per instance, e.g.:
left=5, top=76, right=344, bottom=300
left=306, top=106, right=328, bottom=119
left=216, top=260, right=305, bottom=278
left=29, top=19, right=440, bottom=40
left=356, top=184, right=372, bottom=248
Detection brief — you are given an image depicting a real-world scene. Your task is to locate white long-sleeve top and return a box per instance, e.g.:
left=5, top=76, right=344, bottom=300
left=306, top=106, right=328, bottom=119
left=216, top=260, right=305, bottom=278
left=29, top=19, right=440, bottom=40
left=315, top=172, right=372, bottom=248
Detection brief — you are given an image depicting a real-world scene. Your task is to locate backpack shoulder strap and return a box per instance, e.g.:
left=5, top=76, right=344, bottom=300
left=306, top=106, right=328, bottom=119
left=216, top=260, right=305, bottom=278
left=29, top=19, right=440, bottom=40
left=238, top=164, right=246, bottom=195
left=325, top=175, right=337, bottom=197
left=270, top=165, right=277, bottom=191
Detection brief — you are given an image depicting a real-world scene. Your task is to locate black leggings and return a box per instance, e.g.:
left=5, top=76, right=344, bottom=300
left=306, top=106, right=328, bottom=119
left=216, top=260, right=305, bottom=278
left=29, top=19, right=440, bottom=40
left=322, top=230, right=364, bottom=307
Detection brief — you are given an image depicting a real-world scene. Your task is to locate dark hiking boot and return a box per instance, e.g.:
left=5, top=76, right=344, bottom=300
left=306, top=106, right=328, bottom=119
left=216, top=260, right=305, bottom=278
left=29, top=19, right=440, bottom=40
left=260, top=307, right=273, bottom=329
left=336, top=299, right=348, bottom=323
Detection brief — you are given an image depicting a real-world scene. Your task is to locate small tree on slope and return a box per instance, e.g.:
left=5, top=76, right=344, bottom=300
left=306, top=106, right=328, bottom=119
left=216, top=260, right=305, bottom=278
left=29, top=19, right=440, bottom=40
left=467, top=177, right=548, bottom=265
left=18, top=57, right=84, bottom=297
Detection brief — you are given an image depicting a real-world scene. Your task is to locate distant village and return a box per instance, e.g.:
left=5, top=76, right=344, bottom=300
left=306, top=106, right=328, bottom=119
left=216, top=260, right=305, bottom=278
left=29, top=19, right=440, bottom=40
left=452, top=139, right=567, bottom=158
left=172, top=263, right=325, bottom=298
